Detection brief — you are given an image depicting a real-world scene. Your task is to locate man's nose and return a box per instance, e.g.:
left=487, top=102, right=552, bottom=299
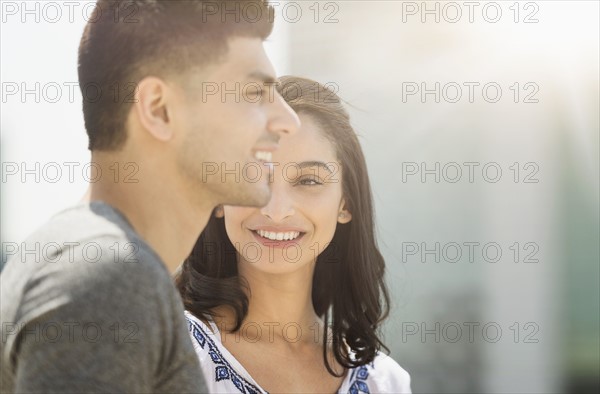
left=266, top=93, right=300, bottom=137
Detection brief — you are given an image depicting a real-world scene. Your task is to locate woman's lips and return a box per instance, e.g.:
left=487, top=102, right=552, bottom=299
left=250, top=229, right=306, bottom=249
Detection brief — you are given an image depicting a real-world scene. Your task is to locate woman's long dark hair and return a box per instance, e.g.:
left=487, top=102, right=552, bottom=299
left=175, top=76, right=390, bottom=376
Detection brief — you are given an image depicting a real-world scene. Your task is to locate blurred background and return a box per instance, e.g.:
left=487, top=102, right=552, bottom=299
left=1, top=1, right=598, bottom=393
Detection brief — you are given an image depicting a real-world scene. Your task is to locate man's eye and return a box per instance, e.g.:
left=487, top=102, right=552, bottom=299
left=245, top=88, right=263, bottom=98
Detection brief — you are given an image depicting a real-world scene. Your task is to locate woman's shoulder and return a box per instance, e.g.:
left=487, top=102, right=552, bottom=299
left=344, top=352, right=412, bottom=394
left=184, top=310, right=214, bottom=331
left=184, top=310, right=268, bottom=394
left=184, top=310, right=220, bottom=357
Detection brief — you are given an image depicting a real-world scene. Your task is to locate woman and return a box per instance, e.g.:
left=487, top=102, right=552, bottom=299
left=176, top=76, right=412, bottom=393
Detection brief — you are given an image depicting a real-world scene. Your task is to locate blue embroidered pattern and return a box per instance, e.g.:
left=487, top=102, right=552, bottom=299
left=346, top=364, right=371, bottom=394
left=186, top=316, right=264, bottom=394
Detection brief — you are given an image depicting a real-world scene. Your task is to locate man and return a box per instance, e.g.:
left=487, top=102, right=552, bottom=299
left=0, top=0, right=299, bottom=392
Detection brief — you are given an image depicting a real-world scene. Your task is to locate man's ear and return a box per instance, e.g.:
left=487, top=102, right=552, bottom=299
left=337, top=199, right=352, bottom=224
left=133, top=76, right=173, bottom=142
left=214, top=205, right=224, bottom=218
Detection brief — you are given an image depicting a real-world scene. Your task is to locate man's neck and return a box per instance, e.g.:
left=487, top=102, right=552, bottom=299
left=88, top=155, right=213, bottom=273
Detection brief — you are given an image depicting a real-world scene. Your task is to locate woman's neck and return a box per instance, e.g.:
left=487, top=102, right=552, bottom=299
left=215, top=260, right=324, bottom=348
left=88, top=151, right=213, bottom=273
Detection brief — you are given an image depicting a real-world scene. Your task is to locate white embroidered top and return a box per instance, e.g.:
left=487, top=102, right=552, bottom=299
left=185, top=311, right=412, bottom=394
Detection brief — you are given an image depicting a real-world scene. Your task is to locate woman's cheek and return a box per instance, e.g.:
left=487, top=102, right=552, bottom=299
left=223, top=208, right=256, bottom=244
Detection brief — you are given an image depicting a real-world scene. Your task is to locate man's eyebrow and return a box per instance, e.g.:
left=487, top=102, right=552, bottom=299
left=297, top=161, right=334, bottom=174
left=247, top=71, right=277, bottom=85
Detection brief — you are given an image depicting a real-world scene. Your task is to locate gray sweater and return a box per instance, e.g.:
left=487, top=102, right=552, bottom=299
left=0, top=202, right=207, bottom=393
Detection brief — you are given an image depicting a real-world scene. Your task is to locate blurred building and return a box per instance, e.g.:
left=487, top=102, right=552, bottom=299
left=276, top=1, right=599, bottom=393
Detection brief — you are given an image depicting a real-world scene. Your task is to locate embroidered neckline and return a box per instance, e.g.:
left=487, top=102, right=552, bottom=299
left=185, top=312, right=372, bottom=394
left=186, top=314, right=265, bottom=394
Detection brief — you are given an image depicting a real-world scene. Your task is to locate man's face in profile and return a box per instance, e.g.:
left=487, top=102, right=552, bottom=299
left=170, top=37, right=299, bottom=208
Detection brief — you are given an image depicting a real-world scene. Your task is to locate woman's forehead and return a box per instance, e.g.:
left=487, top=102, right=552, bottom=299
left=275, top=113, right=337, bottom=161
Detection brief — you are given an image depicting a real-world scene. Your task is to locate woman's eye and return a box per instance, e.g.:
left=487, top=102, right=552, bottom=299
left=297, top=177, right=322, bottom=186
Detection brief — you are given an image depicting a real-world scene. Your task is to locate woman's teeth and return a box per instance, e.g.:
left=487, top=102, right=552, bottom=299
left=255, top=230, right=301, bottom=241
left=254, top=151, right=272, bottom=162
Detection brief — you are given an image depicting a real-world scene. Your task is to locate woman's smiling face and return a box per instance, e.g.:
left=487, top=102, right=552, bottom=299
left=222, top=114, right=352, bottom=274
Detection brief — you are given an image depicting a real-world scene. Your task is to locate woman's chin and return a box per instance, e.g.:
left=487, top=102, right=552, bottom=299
left=240, top=258, right=313, bottom=275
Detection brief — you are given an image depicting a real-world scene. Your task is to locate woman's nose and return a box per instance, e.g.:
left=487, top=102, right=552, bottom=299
left=260, top=181, right=295, bottom=222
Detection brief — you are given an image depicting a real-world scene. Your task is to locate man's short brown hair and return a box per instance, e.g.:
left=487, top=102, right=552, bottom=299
left=78, top=0, right=274, bottom=151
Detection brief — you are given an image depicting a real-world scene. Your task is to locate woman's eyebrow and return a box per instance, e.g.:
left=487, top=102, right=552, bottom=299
left=296, top=161, right=333, bottom=174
